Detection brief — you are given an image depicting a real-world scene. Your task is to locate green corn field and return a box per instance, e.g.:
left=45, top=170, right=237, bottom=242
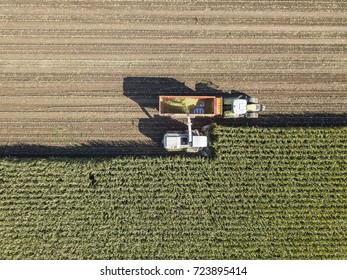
left=0, top=126, right=346, bottom=259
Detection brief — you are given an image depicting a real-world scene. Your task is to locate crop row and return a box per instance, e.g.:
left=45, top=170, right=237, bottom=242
left=0, top=126, right=346, bottom=259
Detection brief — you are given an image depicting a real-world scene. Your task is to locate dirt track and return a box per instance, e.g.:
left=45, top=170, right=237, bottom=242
left=0, top=0, right=346, bottom=155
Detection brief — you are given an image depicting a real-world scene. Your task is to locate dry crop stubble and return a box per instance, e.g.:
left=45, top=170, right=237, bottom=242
left=0, top=0, right=346, bottom=152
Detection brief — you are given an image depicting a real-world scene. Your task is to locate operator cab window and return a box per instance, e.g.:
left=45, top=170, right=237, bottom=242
left=181, top=137, right=188, bottom=145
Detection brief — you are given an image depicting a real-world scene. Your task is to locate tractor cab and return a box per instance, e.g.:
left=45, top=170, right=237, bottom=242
left=223, top=97, right=266, bottom=118
left=163, top=132, right=188, bottom=149
left=232, top=99, right=247, bottom=115
left=163, top=131, right=207, bottom=152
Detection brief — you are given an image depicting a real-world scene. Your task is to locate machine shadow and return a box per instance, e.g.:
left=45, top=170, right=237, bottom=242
left=0, top=76, right=346, bottom=157
left=123, top=77, right=196, bottom=114
left=216, top=113, right=347, bottom=127
left=0, top=141, right=167, bottom=157
left=123, top=77, right=222, bottom=146
left=1, top=112, right=345, bottom=157
left=0, top=78, right=202, bottom=157
left=123, top=77, right=243, bottom=112
left=122, top=77, right=238, bottom=135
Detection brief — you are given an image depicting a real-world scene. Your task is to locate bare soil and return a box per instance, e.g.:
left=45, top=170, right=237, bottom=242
left=0, top=0, right=346, bottom=156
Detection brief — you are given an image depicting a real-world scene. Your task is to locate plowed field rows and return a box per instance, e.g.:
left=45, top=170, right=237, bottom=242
left=0, top=0, right=346, bottom=156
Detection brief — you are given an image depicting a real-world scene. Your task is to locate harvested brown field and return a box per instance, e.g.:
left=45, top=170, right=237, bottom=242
left=0, top=0, right=346, bottom=156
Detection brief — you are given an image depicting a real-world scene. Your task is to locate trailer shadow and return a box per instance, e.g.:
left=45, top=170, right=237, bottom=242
left=122, top=77, right=224, bottom=145
left=122, top=76, right=239, bottom=133
left=123, top=77, right=245, bottom=113
left=123, top=77, right=196, bottom=114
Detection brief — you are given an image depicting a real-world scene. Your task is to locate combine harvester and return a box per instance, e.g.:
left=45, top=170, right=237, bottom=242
left=159, top=95, right=265, bottom=153
left=162, top=115, right=208, bottom=153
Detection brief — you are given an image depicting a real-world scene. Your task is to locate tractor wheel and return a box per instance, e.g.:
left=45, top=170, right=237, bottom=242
left=246, top=112, right=259, bottom=118
left=224, top=111, right=239, bottom=118
left=247, top=97, right=258, bottom=103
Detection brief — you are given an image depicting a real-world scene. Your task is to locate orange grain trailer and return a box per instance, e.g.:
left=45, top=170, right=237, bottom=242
left=159, top=96, right=222, bottom=118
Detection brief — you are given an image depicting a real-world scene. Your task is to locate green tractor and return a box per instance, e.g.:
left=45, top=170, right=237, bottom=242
left=223, top=97, right=266, bottom=118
